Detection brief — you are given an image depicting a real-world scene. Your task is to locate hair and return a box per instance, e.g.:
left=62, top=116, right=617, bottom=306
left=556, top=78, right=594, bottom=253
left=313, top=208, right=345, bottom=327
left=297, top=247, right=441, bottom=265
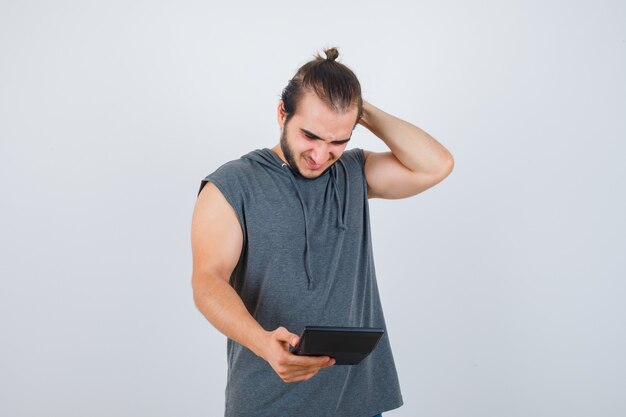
left=280, top=47, right=363, bottom=126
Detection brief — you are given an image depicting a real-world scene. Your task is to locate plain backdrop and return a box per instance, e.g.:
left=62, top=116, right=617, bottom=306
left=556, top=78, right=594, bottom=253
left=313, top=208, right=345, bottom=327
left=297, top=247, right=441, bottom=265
left=1, top=0, right=625, bottom=416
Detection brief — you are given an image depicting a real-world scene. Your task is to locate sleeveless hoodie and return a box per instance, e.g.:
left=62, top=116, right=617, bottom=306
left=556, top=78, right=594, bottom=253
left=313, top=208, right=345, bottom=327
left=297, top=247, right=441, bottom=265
left=198, top=147, right=403, bottom=417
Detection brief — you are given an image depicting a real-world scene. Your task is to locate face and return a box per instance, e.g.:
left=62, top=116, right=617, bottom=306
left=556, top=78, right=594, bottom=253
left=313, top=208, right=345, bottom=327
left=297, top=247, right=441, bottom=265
left=275, top=90, right=359, bottom=179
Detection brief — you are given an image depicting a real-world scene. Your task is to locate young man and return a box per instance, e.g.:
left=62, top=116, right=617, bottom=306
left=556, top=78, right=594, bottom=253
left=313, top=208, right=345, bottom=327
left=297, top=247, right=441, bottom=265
left=191, top=47, right=454, bottom=417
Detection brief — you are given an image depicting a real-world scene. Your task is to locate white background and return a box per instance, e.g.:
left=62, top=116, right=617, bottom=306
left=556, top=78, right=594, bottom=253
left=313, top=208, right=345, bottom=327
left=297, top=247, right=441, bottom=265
left=1, top=0, right=625, bottom=416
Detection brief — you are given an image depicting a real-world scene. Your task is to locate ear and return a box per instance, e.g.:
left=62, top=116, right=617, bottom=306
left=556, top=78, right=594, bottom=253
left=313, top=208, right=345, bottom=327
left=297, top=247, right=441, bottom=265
left=277, top=100, right=287, bottom=129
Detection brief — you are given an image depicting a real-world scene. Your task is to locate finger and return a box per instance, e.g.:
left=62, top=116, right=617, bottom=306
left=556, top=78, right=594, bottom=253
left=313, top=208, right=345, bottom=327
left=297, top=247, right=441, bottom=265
left=289, top=354, right=334, bottom=368
left=289, top=361, right=335, bottom=375
left=284, top=370, right=318, bottom=383
left=279, top=359, right=335, bottom=383
left=287, top=368, right=318, bottom=379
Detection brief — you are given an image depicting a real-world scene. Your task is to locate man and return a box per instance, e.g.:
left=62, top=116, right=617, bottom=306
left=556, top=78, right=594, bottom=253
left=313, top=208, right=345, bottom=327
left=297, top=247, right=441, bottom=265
left=191, top=47, right=454, bottom=417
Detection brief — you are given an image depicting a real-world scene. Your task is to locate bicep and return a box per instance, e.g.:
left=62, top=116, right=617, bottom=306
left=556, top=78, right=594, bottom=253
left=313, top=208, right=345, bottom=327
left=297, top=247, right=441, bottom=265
left=191, top=182, right=243, bottom=284
left=363, top=150, right=449, bottom=199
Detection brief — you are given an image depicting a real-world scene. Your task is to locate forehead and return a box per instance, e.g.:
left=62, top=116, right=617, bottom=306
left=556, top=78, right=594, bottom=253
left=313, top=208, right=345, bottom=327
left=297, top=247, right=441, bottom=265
left=292, top=90, right=358, bottom=140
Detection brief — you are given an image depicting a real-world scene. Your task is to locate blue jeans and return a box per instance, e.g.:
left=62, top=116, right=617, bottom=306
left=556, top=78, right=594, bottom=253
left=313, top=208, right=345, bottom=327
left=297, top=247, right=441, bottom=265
left=372, top=414, right=383, bottom=417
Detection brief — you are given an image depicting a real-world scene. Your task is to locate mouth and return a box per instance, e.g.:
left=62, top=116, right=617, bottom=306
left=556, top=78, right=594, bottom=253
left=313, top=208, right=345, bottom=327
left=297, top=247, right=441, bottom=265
left=304, top=157, right=323, bottom=170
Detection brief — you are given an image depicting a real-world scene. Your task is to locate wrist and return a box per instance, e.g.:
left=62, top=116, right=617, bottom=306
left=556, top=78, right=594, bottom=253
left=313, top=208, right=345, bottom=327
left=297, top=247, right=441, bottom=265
left=249, top=328, right=271, bottom=359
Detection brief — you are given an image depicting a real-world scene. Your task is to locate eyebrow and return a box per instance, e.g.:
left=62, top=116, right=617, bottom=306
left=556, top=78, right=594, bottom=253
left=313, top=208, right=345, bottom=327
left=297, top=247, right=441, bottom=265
left=300, top=128, right=351, bottom=144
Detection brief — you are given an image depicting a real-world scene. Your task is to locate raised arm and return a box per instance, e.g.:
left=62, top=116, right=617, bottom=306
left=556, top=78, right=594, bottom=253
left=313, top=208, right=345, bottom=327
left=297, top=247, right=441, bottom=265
left=190, top=182, right=334, bottom=382
left=359, top=100, right=454, bottom=199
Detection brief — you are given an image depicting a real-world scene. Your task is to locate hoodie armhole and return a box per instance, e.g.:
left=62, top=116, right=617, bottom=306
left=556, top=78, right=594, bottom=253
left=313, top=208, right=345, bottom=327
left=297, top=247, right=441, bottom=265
left=345, top=148, right=368, bottom=198
left=198, top=176, right=247, bottom=246
left=353, top=148, right=365, bottom=169
left=344, top=147, right=366, bottom=178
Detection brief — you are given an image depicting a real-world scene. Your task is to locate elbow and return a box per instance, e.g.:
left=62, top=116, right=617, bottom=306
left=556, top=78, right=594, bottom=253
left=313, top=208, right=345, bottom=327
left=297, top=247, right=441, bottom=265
left=444, top=152, right=454, bottom=176
left=191, top=277, right=203, bottom=310
left=191, top=271, right=228, bottom=309
left=191, top=273, right=209, bottom=310
left=435, top=151, right=454, bottom=180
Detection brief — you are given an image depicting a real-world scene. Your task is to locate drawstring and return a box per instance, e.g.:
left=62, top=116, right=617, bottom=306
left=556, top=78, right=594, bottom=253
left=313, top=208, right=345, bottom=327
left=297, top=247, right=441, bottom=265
left=330, top=160, right=348, bottom=231
left=281, top=161, right=348, bottom=290
left=282, top=163, right=315, bottom=290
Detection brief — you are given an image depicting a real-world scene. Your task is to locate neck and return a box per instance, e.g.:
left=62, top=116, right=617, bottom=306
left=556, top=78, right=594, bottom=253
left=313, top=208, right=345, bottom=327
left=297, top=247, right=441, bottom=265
left=271, top=144, right=288, bottom=165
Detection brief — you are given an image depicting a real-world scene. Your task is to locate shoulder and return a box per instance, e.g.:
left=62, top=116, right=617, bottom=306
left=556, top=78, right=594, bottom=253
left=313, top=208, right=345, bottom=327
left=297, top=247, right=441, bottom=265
left=339, top=147, right=365, bottom=167
left=206, top=155, right=257, bottom=180
left=198, top=156, right=258, bottom=195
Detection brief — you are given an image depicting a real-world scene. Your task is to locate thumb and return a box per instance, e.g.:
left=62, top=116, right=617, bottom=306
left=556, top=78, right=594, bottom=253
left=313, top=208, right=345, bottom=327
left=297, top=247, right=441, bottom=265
left=275, top=326, right=298, bottom=346
left=290, top=335, right=299, bottom=348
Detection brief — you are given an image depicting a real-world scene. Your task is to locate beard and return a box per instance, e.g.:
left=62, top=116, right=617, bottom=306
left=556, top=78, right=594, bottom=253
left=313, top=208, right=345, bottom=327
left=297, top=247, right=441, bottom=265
left=279, top=124, right=334, bottom=179
left=279, top=126, right=303, bottom=177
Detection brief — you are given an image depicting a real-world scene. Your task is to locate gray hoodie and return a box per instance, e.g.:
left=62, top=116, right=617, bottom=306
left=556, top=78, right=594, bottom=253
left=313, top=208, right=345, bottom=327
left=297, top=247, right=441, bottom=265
left=199, top=147, right=403, bottom=417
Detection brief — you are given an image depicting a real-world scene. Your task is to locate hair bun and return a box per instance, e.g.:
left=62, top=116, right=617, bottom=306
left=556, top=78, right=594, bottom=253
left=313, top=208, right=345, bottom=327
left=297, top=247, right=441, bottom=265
left=324, top=47, right=339, bottom=62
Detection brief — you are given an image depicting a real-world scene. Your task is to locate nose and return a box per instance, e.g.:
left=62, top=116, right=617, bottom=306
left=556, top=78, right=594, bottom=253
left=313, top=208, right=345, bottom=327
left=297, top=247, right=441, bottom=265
left=310, top=142, right=330, bottom=165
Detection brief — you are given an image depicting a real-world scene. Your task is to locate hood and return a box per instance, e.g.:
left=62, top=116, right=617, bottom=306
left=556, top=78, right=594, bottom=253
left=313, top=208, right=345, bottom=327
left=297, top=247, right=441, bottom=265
left=242, top=148, right=349, bottom=290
